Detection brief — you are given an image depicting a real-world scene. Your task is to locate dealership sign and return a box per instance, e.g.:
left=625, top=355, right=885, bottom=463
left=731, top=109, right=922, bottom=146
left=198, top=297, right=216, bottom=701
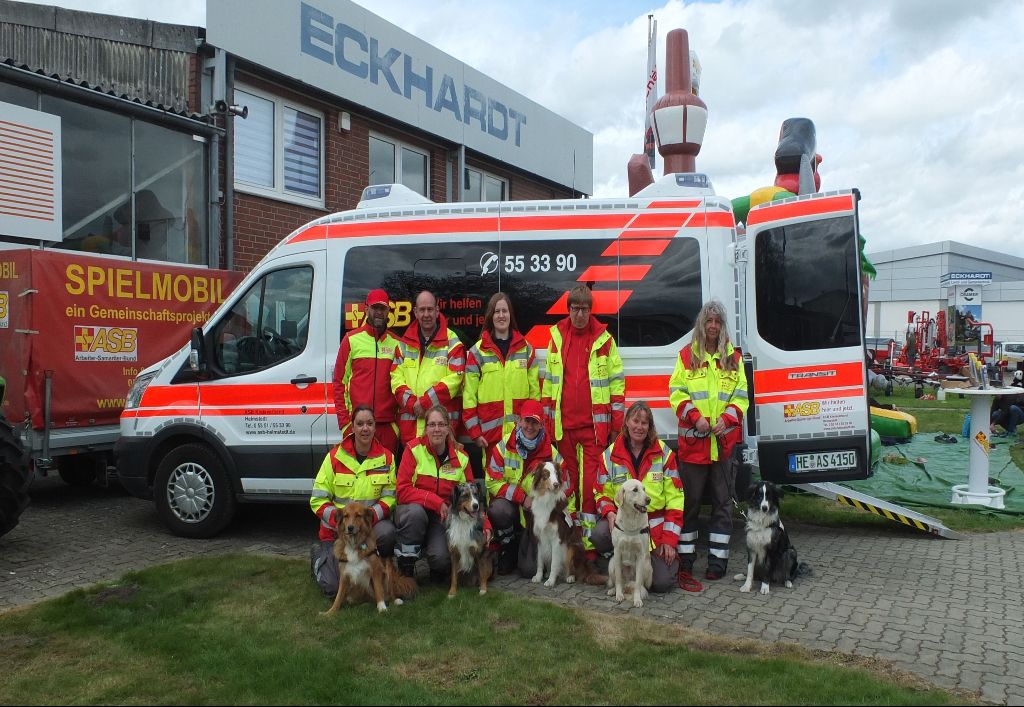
left=940, top=271, right=992, bottom=286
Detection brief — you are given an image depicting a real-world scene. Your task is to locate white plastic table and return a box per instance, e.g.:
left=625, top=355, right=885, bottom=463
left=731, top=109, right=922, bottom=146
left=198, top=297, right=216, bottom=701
left=949, top=386, right=1020, bottom=509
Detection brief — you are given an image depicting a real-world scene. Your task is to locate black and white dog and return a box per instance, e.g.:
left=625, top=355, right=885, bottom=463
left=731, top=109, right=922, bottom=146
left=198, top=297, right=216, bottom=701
left=735, top=481, right=807, bottom=595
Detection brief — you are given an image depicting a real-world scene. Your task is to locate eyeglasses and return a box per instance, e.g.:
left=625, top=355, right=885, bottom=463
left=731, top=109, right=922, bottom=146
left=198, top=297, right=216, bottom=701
left=569, top=306, right=591, bottom=314
left=425, top=421, right=448, bottom=429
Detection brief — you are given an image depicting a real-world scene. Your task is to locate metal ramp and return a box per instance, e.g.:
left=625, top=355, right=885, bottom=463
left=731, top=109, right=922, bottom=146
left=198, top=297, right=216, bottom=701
left=793, top=481, right=963, bottom=540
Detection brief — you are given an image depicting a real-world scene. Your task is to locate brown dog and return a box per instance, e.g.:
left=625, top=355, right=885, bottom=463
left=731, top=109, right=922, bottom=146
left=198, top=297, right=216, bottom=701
left=445, top=482, right=494, bottom=598
left=323, top=502, right=416, bottom=614
left=526, top=460, right=605, bottom=587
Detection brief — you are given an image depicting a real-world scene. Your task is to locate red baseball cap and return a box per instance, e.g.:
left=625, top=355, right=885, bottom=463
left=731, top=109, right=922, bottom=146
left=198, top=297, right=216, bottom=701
left=520, top=399, right=544, bottom=423
left=365, top=289, right=390, bottom=307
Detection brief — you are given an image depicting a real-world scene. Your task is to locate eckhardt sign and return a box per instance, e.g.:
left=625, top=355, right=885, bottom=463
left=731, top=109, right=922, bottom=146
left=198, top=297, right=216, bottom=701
left=940, top=271, right=992, bottom=286
left=206, top=0, right=593, bottom=193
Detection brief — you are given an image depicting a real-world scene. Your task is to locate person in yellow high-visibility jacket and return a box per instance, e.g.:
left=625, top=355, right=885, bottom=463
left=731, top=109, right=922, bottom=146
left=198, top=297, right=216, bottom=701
left=390, top=291, right=465, bottom=445
left=541, top=284, right=625, bottom=560
left=669, top=300, right=748, bottom=584
left=309, top=405, right=397, bottom=598
left=464, top=292, right=540, bottom=457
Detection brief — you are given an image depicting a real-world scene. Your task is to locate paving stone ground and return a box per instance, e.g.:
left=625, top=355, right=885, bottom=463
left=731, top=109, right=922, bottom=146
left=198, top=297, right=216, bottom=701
left=3, top=476, right=1022, bottom=705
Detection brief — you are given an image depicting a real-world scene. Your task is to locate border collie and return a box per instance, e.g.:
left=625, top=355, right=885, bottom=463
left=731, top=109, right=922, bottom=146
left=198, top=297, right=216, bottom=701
left=445, top=482, right=494, bottom=598
left=734, top=481, right=807, bottom=596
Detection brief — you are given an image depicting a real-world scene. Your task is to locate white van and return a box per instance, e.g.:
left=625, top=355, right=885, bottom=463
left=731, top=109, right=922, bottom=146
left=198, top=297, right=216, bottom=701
left=1001, top=342, right=1024, bottom=367
left=116, top=175, right=871, bottom=537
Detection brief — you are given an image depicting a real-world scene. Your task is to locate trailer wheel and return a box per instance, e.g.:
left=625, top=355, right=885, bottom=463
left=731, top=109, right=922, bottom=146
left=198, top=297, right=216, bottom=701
left=0, top=415, right=31, bottom=539
left=57, top=456, right=97, bottom=486
left=153, top=443, right=236, bottom=538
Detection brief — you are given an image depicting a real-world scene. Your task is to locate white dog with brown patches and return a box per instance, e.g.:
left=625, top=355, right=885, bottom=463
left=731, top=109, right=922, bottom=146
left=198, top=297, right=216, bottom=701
left=607, top=479, right=653, bottom=608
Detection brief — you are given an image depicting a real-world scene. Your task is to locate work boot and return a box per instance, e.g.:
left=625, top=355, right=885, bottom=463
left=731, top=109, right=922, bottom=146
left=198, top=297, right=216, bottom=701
left=705, top=564, right=726, bottom=581
left=397, top=559, right=416, bottom=578
left=429, top=567, right=450, bottom=585
left=497, top=536, right=519, bottom=575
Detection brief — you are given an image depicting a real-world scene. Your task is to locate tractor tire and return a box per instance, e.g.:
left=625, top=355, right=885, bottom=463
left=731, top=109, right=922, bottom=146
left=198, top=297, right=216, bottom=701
left=0, top=415, right=31, bottom=538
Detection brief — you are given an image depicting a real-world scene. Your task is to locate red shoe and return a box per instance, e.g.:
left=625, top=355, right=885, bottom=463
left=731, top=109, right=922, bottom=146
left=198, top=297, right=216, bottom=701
left=677, top=569, right=703, bottom=592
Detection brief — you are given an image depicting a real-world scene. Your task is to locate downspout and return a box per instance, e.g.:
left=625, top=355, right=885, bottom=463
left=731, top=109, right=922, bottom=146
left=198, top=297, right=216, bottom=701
left=224, top=55, right=236, bottom=271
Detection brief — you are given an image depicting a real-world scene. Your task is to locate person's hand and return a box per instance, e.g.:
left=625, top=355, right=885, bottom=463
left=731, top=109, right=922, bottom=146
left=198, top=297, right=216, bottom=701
left=413, top=401, right=425, bottom=418
left=475, top=436, right=488, bottom=449
left=657, top=543, right=677, bottom=565
left=523, top=496, right=533, bottom=511
left=695, top=416, right=711, bottom=434
left=607, top=511, right=617, bottom=529
left=438, top=501, right=450, bottom=522
left=484, top=528, right=492, bottom=544
left=712, top=418, right=727, bottom=436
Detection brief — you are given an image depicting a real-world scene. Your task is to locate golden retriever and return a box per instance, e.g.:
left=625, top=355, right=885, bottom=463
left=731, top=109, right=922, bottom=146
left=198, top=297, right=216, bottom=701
left=607, top=478, right=653, bottom=608
left=323, top=502, right=416, bottom=614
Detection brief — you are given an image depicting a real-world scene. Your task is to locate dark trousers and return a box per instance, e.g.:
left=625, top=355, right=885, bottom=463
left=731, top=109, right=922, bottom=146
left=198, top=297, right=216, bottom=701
left=394, top=504, right=450, bottom=575
left=312, top=519, right=395, bottom=597
left=678, top=458, right=735, bottom=573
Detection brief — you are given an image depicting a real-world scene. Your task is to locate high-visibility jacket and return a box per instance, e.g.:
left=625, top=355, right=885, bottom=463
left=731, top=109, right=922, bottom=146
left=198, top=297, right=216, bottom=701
left=595, top=436, right=684, bottom=549
left=390, top=313, right=465, bottom=443
left=464, top=330, right=540, bottom=447
left=397, top=437, right=490, bottom=532
left=332, top=323, right=400, bottom=431
left=669, top=343, right=749, bottom=464
left=485, top=428, right=564, bottom=507
left=310, top=436, right=396, bottom=541
left=541, top=317, right=625, bottom=445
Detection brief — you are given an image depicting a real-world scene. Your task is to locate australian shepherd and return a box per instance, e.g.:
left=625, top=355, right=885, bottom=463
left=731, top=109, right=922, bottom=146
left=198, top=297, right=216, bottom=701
left=734, top=481, right=808, bottom=595
left=445, top=482, right=494, bottom=598
left=323, top=502, right=417, bottom=615
left=526, top=460, right=604, bottom=588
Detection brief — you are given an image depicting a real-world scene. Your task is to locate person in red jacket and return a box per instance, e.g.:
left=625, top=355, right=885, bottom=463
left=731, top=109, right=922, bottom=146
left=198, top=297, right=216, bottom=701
left=332, top=289, right=400, bottom=453
left=395, top=405, right=489, bottom=581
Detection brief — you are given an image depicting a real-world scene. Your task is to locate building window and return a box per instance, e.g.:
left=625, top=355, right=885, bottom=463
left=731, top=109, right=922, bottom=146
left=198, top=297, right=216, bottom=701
left=368, top=134, right=429, bottom=197
left=463, top=167, right=507, bottom=202
left=234, top=85, right=323, bottom=207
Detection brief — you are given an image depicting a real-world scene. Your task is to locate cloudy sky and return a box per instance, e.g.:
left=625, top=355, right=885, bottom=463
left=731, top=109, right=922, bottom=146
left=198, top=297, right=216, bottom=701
left=24, top=0, right=1024, bottom=256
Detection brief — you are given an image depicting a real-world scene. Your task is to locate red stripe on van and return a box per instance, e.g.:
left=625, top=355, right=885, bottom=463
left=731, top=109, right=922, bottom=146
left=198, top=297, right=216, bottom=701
left=546, top=290, right=633, bottom=315
left=127, top=408, right=200, bottom=418
left=139, top=385, right=198, bottom=408
left=283, top=224, right=331, bottom=244
left=501, top=214, right=634, bottom=231
left=685, top=211, right=735, bottom=228
left=753, top=362, right=863, bottom=395
left=754, top=387, right=865, bottom=405
left=199, top=383, right=328, bottom=406
left=646, top=200, right=702, bottom=209
left=625, top=374, right=671, bottom=399
left=604, top=240, right=670, bottom=257
left=618, top=229, right=679, bottom=239
left=629, top=212, right=694, bottom=229
left=577, top=265, right=650, bottom=282
left=746, top=194, right=855, bottom=226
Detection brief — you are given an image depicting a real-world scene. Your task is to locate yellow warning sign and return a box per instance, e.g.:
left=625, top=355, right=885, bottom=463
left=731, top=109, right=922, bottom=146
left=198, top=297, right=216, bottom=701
left=974, top=430, right=990, bottom=455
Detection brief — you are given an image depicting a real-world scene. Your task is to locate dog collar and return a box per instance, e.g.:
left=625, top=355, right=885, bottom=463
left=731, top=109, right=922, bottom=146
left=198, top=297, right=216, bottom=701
left=614, top=521, right=649, bottom=535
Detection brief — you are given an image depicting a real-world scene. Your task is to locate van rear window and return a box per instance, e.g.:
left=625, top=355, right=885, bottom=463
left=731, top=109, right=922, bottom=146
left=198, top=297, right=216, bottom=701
left=341, top=236, right=701, bottom=348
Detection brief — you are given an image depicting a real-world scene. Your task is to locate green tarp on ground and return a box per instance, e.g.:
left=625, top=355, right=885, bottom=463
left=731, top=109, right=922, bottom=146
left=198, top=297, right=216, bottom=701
left=844, top=433, right=1024, bottom=515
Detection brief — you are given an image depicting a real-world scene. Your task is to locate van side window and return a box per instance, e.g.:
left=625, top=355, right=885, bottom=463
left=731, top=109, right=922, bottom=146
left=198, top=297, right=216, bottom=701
left=616, top=238, right=701, bottom=347
left=212, top=266, right=313, bottom=374
left=754, top=215, right=860, bottom=351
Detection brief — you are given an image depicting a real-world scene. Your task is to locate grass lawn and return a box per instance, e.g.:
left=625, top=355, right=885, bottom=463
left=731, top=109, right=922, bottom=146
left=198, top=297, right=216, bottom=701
left=777, top=381, right=1024, bottom=533
left=0, top=554, right=965, bottom=706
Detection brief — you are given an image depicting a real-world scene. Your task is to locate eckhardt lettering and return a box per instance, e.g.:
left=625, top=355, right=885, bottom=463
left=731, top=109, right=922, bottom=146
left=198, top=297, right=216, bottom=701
left=300, top=1, right=527, bottom=146
left=74, top=325, right=139, bottom=362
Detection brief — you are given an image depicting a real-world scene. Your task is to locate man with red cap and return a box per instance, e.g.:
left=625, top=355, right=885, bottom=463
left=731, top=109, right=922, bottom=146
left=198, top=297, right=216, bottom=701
left=333, top=289, right=401, bottom=453
left=485, top=398, right=562, bottom=576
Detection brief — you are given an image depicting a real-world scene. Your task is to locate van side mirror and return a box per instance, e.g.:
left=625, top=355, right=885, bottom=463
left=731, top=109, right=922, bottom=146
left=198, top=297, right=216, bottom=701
left=190, top=327, right=207, bottom=374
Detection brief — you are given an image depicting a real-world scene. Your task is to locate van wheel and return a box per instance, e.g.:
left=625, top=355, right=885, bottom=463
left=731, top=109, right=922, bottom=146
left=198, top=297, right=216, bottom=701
left=58, top=456, right=97, bottom=486
left=153, top=444, right=236, bottom=538
left=0, top=415, right=31, bottom=539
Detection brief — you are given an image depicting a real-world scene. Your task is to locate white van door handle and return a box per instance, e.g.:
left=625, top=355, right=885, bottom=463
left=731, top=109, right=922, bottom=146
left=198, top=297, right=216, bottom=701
left=290, top=375, right=317, bottom=385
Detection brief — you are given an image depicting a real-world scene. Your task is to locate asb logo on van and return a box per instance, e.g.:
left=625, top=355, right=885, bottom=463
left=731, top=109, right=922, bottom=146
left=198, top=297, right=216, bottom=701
left=344, top=300, right=413, bottom=330
left=784, top=401, right=821, bottom=419
left=0, top=291, right=8, bottom=329
left=74, top=325, right=138, bottom=362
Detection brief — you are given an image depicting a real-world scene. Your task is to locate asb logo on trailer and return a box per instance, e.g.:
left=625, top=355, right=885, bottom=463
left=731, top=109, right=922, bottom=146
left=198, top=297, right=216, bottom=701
left=74, top=325, right=138, bottom=361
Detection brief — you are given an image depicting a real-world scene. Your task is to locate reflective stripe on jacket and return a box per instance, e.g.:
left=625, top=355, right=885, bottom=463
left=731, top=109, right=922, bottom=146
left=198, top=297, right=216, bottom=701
left=485, top=428, right=564, bottom=508
left=332, top=324, right=400, bottom=430
left=669, top=343, right=749, bottom=464
left=595, top=436, right=683, bottom=549
left=463, top=330, right=540, bottom=446
left=310, top=436, right=396, bottom=541
left=390, top=313, right=465, bottom=443
left=541, top=317, right=625, bottom=444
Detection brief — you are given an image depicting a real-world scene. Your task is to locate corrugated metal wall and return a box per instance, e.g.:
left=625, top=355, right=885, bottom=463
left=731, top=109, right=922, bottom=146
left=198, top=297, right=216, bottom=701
left=1, top=20, right=194, bottom=114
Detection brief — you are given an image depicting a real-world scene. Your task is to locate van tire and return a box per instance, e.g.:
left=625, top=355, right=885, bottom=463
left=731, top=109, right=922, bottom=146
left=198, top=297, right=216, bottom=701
left=0, top=415, right=31, bottom=539
left=154, top=443, right=236, bottom=538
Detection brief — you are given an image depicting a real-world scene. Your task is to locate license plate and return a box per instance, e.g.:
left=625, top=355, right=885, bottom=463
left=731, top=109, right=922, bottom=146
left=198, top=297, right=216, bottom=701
left=788, top=450, right=857, bottom=473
